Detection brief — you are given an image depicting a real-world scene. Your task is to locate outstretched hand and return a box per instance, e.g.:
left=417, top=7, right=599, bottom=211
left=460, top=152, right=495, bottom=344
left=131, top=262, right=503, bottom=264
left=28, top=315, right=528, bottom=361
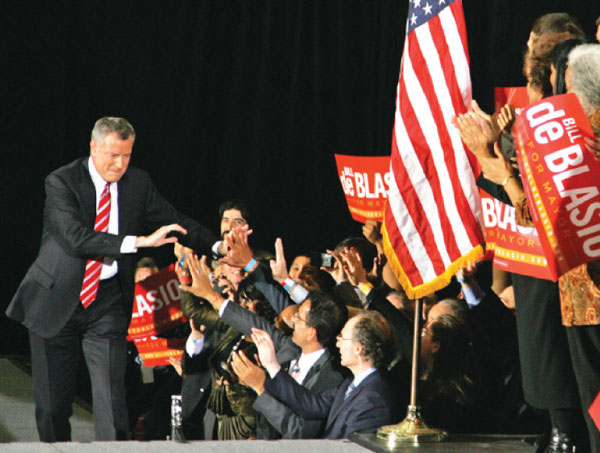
left=179, top=254, right=225, bottom=310
left=136, top=224, right=188, bottom=248
left=221, top=228, right=255, bottom=269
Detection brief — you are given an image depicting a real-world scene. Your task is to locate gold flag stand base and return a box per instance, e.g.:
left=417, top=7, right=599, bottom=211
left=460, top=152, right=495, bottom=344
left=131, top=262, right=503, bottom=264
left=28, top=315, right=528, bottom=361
left=376, top=405, right=447, bottom=445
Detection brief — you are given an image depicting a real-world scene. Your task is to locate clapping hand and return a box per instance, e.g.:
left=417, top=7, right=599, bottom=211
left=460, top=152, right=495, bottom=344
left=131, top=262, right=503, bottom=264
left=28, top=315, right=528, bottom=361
left=250, top=328, right=281, bottom=378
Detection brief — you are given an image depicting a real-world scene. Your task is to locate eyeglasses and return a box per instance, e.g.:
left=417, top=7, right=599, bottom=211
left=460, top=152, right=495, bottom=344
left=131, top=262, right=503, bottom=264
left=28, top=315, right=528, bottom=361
left=293, top=311, right=308, bottom=325
left=336, top=334, right=354, bottom=342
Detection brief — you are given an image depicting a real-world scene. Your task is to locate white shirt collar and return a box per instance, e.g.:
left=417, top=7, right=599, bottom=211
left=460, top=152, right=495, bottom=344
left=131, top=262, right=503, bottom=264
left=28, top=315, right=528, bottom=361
left=290, top=348, right=326, bottom=384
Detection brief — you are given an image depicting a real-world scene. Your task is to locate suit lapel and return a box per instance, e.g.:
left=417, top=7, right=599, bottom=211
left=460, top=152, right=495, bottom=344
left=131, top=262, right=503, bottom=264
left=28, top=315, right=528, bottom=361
left=326, top=371, right=379, bottom=430
left=79, top=159, right=97, bottom=225
left=116, top=171, right=131, bottom=234
left=300, top=350, right=329, bottom=387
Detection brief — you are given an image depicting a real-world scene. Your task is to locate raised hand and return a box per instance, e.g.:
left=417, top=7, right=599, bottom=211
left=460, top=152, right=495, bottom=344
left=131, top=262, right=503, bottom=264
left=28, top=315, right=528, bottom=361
left=269, top=238, right=288, bottom=283
left=231, top=350, right=266, bottom=395
left=221, top=228, right=255, bottom=269
left=321, top=248, right=347, bottom=284
left=341, top=248, right=368, bottom=287
left=250, top=328, right=281, bottom=377
left=362, top=220, right=382, bottom=246
left=179, top=254, right=225, bottom=310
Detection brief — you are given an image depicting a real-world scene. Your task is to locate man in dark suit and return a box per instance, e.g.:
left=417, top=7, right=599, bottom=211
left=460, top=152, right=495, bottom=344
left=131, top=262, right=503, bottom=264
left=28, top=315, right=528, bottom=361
left=6, top=117, right=218, bottom=442
left=179, top=250, right=348, bottom=438
left=235, top=310, right=397, bottom=439
left=224, top=290, right=347, bottom=439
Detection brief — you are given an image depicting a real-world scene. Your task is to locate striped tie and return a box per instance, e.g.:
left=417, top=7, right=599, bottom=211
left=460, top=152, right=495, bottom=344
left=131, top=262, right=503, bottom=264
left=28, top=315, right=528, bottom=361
left=80, top=182, right=111, bottom=308
left=344, top=382, right=356, bottom=400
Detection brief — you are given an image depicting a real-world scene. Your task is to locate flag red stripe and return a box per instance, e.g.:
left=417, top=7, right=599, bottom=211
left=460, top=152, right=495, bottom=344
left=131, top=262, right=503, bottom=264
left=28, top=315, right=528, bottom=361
left=390, top=127, right=447, bottom=277
left=414, top=20, right=483, bottom=248
left=396, top=79, right=458, bottom=271
left=404, top=30, right=464, bottom=261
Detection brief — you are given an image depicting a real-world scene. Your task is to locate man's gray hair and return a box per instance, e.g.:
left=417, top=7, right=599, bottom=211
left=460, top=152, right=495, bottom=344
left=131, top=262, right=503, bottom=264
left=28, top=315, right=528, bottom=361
left=567, top=44, right=600, bottom=113
left=90, top=117, right=136, bottom=144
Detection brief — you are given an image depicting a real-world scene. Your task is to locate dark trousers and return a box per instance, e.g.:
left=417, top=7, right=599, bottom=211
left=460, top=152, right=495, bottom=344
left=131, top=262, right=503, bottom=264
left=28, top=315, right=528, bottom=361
left=29, top=277, right=130, bottom=441
left=566, top=325, right=600, bottom=453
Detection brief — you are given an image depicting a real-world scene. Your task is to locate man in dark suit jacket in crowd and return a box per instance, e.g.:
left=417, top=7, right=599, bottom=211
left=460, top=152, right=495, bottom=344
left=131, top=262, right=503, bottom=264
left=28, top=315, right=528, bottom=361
left=179, top=251, right=348, bottom=439
left=234, top=310, right=396, bottom=439
left=6, top=117, right=218, bottom=442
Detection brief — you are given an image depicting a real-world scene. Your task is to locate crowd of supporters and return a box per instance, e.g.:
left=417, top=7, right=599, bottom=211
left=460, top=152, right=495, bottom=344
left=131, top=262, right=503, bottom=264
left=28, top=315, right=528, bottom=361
left=123, top=12, right=600, bottom=453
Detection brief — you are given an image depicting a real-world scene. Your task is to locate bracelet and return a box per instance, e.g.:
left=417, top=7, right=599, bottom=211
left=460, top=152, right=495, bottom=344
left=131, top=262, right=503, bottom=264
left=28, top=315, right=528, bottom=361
left=358, top=282, right=374, bottom=295
left=282, top=278, right=296, bottom=291
left=243, top=257, right=257, bottom=272
left=501, top=175, right=516, bottom=187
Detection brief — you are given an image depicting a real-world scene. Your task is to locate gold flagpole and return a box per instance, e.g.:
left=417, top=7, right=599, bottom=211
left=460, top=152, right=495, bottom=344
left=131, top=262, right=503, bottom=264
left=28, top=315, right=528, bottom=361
left=376, top=297, right=447, bottom=445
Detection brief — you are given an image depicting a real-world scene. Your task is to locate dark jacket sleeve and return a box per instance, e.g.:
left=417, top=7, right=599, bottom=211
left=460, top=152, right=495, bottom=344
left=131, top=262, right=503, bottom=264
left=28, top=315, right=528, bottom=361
left=221, top=301, right=300, bottom=363
left=251, top=264, right=295, bottom=314
left=253, top=353, right=344, bottom=438
left=264, top=370, right=340, bottom=419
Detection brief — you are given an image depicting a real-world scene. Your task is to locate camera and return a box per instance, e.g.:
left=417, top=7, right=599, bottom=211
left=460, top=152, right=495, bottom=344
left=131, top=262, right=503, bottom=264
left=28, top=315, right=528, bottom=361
left=320, top=253, right=334, bottom=268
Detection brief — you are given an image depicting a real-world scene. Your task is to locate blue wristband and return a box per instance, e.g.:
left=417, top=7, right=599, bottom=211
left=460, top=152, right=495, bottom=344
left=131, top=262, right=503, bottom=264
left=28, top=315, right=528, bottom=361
left=283, top=278, right=296, bottom=291
left=244, top=257, right=257, bottom=272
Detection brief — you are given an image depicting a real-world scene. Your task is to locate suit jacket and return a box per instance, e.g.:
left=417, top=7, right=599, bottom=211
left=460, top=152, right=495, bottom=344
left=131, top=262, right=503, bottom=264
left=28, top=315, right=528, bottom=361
left=264, top=369, right=393, bottom=439
left=251, top=264, right=295, bottom=314
left=7, top=157, right=217, bottom=338
left=220, top=301, right=345, bottom=439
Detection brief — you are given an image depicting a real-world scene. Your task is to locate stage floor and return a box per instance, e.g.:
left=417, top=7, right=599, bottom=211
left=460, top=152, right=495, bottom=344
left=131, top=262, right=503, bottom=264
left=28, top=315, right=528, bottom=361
left=0, top=357, right=537, bottom=452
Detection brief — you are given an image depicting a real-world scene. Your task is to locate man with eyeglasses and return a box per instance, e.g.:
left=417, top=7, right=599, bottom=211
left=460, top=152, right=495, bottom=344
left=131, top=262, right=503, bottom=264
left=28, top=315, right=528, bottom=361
left=235, top=310, right=396, bottom=439
left=179, top=253, right=348, bottom=439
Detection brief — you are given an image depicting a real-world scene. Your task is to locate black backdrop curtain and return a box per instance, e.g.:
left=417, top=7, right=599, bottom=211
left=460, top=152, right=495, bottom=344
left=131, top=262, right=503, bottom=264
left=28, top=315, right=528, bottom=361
left=1, top=1, right=599, bottom=353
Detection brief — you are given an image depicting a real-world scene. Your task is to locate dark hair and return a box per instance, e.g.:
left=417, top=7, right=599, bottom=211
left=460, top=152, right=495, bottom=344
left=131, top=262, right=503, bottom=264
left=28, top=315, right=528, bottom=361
left=305, top=290, right=348, bottom=347
left=550, top=39, right=586, bottom=95
left=531, top=13, right=584, bottom=37
left=237, top=277, right=277, bottom=324
left=427, top=315, right=480, bottom=405
left=218, top=200, right=252, bottom=225
left=334, top=237, right=377, bottom=271
left=135, top=257, right=158, bottom=270
left=351, top=310, right=394, bottom=370
left=527, top=32, right=581, bottom=97
left=596, top=16, right=600, bottom=27
left=91, top=117, right=135, bottom=143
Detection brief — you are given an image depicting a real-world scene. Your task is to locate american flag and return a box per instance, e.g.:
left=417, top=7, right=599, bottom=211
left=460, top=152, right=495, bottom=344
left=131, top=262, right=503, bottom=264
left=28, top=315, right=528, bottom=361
left=382, top=0, right=484, bottom=299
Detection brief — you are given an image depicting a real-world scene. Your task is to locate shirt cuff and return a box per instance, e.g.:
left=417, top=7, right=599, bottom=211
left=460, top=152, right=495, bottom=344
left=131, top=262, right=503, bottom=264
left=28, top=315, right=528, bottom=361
left=121, top=235, right=138, bottom=253
left=185, top=335, right=205, bottom=357
left=289, top=284, right=309, bottom=304
left=218, top=299, right=231, bottom=317
left=462, top=284, right=485, bottom=308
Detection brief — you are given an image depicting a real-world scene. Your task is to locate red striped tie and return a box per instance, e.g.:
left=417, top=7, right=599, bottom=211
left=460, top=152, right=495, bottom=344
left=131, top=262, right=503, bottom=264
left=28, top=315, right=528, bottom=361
left=80, top=182, right=111, bottom=308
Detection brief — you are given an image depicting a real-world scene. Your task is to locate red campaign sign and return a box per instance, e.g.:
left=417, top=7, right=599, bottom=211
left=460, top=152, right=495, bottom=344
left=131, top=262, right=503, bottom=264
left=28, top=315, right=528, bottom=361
left=494, top=87, right=529, bottom=114
left=480, top=85, right=552, bottom=279
left=127, top=264, right=187, bottom=340
left=335, top=154, right=391, bottom=223
left=480, top=190, right=554, bottom=280
left=133, top=336, right=185, bottom=367
left=516, top=93, right=599, bottom=280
